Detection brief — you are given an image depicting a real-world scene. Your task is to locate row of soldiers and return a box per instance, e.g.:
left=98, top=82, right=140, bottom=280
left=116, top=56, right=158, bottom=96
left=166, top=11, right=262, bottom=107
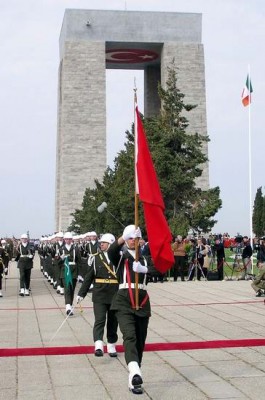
left=38, top=226, right=158, bottom=395
left=38, top=231, right=98, bottom=308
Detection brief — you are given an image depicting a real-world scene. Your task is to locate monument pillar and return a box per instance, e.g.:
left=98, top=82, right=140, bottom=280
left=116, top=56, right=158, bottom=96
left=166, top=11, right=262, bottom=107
left=56, top=9, right=209, bottom=230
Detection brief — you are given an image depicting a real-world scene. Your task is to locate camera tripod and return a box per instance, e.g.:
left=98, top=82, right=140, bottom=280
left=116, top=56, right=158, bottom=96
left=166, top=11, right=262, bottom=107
left=187, top=258, right=207, bottom=281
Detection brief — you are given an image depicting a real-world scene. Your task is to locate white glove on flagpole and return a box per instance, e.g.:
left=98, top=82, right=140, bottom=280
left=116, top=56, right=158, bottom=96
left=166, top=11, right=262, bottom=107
left=133, top=261, right=148, bottom=274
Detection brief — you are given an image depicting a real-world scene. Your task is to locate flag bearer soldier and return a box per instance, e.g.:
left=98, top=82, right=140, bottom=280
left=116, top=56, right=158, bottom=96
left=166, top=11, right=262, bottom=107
left=1, top=239, right=11, bottom=276
left=15, top=234, right=34, bottom=296
left=108, top=224, right=154, bottom=395
left=59, top=232, right=81, bottom=315
left=52, top=232, right=65, bottom=294
left=77, top=233, right=119, bottom=357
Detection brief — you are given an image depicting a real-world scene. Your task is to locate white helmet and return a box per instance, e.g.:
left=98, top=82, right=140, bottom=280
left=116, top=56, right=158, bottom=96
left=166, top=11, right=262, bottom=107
left=56, top=231, right=64, bottom=238
left=99, top=233, right=115, bottom=244
left=122, top=225, right=142, bottom=240
left=64, top=232, right=73, bottom=239
left=21, top=233, right=28, bottom=239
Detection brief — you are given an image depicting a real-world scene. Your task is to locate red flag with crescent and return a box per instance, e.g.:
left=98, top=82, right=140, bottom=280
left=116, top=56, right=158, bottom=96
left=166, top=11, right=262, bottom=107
left=135, top=106, right=174, bottom=274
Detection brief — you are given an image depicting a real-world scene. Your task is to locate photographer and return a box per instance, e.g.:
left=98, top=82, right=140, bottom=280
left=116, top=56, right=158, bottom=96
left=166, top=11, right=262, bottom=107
left=188, top=238, right=206, bottom=281
left=234, top=234, right=243, bottom=254
left=214, top=238, right=225, bottom=281
left=257, top=238, right=265, bottom=266
left=238, top=236, right=253, bottom=280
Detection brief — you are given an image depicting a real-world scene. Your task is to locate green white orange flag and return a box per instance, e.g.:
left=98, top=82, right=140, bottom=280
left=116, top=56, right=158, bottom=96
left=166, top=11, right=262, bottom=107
left=242, top=75, right=253, bottom=107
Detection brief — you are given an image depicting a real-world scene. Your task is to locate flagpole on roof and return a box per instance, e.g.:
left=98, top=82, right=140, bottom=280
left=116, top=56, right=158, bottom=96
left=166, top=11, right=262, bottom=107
left=247, top=65, right=254, bottom=274
left=134, top=78, right=140, bottom=310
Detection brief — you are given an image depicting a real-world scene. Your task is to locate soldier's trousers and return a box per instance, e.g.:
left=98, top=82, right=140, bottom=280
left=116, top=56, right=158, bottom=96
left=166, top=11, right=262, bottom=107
left=19, top=267, right=31, bottom=289
left=93, top=302, right=118, bottom=344
left=62, top=278, right=77, bottom=305
left=116, top=310, right=149, bottom=366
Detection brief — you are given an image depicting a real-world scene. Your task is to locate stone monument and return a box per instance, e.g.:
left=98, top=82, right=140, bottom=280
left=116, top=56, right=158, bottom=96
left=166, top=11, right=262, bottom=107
left=56, top=9, right=209, bottom=230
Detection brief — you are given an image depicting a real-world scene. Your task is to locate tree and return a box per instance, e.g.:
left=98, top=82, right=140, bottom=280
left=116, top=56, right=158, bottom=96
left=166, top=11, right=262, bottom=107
left=70, top=62, right=222, bottom=236
left=253, top=187, right=264, bottom=237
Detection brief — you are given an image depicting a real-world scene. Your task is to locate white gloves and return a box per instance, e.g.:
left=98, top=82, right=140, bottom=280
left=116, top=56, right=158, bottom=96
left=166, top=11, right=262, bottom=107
left=76, top=295, right=84, bottom=304
left=28, top=255, right=33, bottom=259
left=60, top=255, right=65, bottom=260
left=133, top=261, right=148, bottom=274
left=4, top=268, right=8, bottom=273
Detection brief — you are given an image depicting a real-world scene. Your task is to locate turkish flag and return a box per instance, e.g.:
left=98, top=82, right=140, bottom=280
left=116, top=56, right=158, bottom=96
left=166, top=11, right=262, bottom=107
left=135, top=106, right=174, bottom=274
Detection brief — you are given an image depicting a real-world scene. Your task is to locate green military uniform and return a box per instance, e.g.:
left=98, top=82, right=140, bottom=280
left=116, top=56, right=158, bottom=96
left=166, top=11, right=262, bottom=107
left=78, top=250, right=118, bottom=345
left=108, top=240, right=152, bottom=366
left=52, top=240, right=65, bottom=292
left=16, top=243, right=34, bottom=295
left=0, top=246, right=8, bottom=295
left=251, top=263, right=265, bottom=295
left=59, top=243, right=81, bottom=307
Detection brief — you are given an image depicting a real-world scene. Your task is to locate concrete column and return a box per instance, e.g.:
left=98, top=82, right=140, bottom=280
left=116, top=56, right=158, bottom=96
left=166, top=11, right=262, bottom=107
left=161, top=42, right=209, bottom=190
left=55, top=41, right=106, bottom=230
left=144, top=66, right=161, bottom=118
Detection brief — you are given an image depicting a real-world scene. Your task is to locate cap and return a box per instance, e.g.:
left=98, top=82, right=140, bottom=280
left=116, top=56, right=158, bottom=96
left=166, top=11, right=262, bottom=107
left=64, top=232, right=73, bottom=239
left=123, top=225, right=142, bottom=239
left=21, top=233, right=28, bottom=239
left=99, top=233, right=115, bottom=244
left=56, top=231, right=64, bottom=238
left=90, top=231, right=97, bottom=237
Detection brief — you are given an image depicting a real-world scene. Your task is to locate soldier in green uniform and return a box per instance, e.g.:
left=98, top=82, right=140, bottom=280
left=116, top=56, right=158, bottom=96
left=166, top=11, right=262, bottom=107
left=108, top=224, right=153, bottom=395
left=52, top=232, right=65, bottom=295
left=59, top=232, right=81, bottom=315
left=1, top=239, right=11, bottom=276
left=0, top=245, right=9, bottom=297
left=15, top=234, right=34, bottom=296
left=251, top=262, right=265, bottom=296
left=76, top=233, right=119, bottom=357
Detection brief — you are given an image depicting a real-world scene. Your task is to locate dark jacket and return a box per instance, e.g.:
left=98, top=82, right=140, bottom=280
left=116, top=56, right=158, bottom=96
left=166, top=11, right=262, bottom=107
left=15, top=243, right=34, bottom=270
left=78, top=251, right=118, bottom=304
left=242, top=242, right=253, bottom=259
left=108, top=240, right=152, bottom=317
left=59, top=244, right=81, bottom=279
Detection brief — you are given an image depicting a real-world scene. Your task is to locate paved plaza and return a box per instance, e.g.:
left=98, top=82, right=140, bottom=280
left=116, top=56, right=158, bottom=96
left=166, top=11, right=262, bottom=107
left=1, top=258, right=265, bottom=399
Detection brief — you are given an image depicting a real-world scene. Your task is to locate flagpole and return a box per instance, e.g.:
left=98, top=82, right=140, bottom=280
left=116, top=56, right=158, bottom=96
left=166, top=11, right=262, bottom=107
left=134, top=80, right=140, bottom=310
left=247, top=65, right=253, bottom=274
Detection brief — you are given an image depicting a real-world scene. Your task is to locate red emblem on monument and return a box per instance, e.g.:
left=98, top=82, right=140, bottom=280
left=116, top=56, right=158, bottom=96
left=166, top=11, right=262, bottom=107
left=106, top=49, right=159, bottom=64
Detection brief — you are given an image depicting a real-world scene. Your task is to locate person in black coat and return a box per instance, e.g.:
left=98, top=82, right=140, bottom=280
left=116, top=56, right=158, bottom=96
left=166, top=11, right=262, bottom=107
left=239, top=236, right=253, bottom=280
left=77, top=233, right=119, bottom=357
left=214, top=238, right=225, bottom=280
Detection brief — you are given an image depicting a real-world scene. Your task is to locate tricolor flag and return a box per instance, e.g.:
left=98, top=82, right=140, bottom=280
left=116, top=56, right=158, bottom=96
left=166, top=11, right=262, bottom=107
left=135, top=106, right=174, bottom=274
left=242, top=75, right=253, bottom=107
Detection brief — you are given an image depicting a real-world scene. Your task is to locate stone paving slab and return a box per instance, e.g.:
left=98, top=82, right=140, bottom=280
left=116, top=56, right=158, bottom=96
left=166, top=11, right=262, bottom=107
left=1, top=259, right=265, bottom=399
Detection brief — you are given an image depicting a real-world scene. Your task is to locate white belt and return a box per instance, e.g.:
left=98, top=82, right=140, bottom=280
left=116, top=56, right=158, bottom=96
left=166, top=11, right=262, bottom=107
left=119, top=283, right=145, bottom=290
left=69, top=262, right=76, bottom=265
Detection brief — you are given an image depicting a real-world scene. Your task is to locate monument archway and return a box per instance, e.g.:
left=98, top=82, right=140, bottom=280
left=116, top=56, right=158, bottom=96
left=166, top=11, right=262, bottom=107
left=56, top=9, right=209, bottom=231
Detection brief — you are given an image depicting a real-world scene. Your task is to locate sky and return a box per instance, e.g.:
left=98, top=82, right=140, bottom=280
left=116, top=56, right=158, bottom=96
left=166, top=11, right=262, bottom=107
left=1, top=0, right=264, bottom=239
